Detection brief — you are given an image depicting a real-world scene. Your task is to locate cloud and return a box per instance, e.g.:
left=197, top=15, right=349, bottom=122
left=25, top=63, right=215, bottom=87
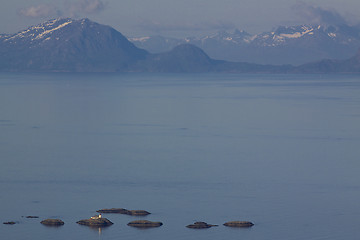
left=292, top=2, right=348, bottom=26
left=18, top=4, right=60, bottom=18
left=17, top=0, right=106, bottom=19
left=64, top=0, right=105, bottom=17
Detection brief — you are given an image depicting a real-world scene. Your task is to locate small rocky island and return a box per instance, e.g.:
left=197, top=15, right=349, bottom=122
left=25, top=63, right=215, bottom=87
left=40, top=219, right=65, bottom=226
left=97, top=208, right=151, bottom=216
left=127, top=220, right=163, bottom=228
left=223, top=221, right=254, bottom=227
left=76, top=214, right=113, bottom=227
left=186, top=222, right=218, bottom=229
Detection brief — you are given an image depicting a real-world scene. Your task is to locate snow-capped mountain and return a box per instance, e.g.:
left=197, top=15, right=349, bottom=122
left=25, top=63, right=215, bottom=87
left=251, top=24, right=360, bottom=47
left=0, top=18, right=148, bottom=71
left=129, top=24, right=360, bottom=65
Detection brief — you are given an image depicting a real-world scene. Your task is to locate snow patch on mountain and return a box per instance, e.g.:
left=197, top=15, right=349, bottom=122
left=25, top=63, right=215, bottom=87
left=128, top=36, right=150, bottom=42
left=2, top=18, right=73, bottom=43
left=4, top=29, right=31, bottom=41
left=280, top=28, right=314, bottom=39
left=35, top=20, right=72, bottom=39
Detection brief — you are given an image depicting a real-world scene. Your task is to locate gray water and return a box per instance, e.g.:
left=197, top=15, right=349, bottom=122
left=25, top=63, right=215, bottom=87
left=0, top=73, right=360, bottom=240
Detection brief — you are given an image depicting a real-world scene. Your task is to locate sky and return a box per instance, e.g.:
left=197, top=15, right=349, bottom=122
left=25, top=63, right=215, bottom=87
left=1, top=0, right=360, bottom=37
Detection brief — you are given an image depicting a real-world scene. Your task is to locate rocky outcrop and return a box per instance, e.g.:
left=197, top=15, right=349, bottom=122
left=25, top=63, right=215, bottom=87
left=223, top=221, right=254, bottom=227
left=40, top=219, right=65, bottom=226
left=127, top=220, right=163, bottom=228
left=186, top=222, right=218, bottom=229
left=97, top=208, right=150, bottom=216
left=76, top=217, right=113, bottom=227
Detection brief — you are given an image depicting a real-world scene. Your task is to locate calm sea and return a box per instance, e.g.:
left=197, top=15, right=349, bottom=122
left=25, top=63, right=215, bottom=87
left=0, top=73, right=360, bottom=240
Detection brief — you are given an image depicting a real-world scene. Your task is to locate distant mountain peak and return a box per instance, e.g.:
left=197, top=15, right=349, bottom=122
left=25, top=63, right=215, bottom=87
left=2, top=18, right=110, bottom=44
left=170, top=44, right=210, bottom=56
left=0, top=18, right=148, bottom=72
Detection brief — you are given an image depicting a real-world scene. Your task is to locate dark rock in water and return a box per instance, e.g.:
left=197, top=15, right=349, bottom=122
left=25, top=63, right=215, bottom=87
left=186, top=222, right=218, bottom=229
left=97, top=208, right=151, bottom=216
left=40, top=219, right=65, bottom=226
left=223, top=221, right=254, bottom=227
left=3, top=221, right=16, bottom=225
left=125, top=210, right=151, bottom=216
left=25, top=216, right=39, bottom=218
left=76, top=217, right=113, bottom=227
left=127, top=220, right=163, bottom=228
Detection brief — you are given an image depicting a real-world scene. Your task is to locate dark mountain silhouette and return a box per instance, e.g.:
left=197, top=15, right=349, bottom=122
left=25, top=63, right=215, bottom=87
left=136, top=44, right=292, bottom=73
left=139, top=44, right=215, bottom=72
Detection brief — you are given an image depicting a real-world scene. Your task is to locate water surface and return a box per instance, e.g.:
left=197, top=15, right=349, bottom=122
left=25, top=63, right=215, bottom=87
left=1, top=73, right=360, bottom=240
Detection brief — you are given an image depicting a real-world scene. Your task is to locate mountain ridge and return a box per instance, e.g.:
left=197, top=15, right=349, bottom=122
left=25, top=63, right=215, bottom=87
left=130, top=24, right=360, bottom=65
left=0, top=18, right=360, bottom=73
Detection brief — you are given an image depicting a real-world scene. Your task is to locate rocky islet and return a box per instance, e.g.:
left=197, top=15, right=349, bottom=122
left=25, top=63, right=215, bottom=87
left=186, top=221, right=218, bottom=229
left=223, top=221, right=254, bottom=227
left=97, top=208, right=151, bottom=216
left=127, top=220, right=163, bottom=228
left=76, top=215, right=113, bottom=227
left=40, top=219, right=65, bottom=226
left=3, top=221, right=17, bottom=225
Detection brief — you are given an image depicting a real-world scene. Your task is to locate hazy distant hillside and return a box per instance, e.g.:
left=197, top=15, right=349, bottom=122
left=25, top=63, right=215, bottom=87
left=295, top=49, right=360, bottom=73
left=129, top=24, right=360, bottom=65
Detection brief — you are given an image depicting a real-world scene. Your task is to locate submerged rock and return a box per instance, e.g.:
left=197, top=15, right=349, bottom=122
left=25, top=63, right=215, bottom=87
left=97, top=208, right=150, bottom=216
left=25, top=216, right=39, bottom=218
left=186, top=222, right=218, bottom=229
left=127, top=220, right=163, bottom=228
left=223, top=221, right=254, bottom=227
left=76, top=217, right=113, bottom=227
left=40, top=219, right=65, bottom=226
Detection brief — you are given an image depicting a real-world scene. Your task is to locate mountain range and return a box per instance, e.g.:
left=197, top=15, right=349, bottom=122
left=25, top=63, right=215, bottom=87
left=130, top=24, right=360, bottom=65
left=0, top=18, right=360, bottom=73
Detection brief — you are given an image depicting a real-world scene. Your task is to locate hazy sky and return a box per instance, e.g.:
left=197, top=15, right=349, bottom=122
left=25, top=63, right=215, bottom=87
left=1, top=0, right=360, bottom=37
